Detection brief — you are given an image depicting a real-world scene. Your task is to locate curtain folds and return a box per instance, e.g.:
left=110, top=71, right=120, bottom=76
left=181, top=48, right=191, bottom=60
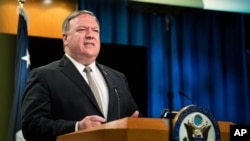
left=78, top=0, right=250, bottom=124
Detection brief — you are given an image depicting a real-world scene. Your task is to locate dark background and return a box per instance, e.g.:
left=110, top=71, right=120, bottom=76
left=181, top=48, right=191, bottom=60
left=29, top=36, right=148, bottom=116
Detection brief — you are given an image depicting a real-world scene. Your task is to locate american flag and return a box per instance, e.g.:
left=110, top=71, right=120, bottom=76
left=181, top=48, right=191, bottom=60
left=7, top=4, right=30, bottom=141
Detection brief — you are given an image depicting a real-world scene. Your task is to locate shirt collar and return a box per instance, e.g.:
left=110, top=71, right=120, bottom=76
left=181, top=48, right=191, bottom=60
left=65, top=53, right=96, bottom=72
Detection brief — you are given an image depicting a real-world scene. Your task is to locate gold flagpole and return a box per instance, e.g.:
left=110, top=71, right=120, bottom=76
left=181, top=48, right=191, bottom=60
left=17, top=0, right=29, bottom=27
left=18, top=0, right=25, bottom=8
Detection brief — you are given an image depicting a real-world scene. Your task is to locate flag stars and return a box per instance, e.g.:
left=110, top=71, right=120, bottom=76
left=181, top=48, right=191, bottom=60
left=21, top=49, right=30, bottom=68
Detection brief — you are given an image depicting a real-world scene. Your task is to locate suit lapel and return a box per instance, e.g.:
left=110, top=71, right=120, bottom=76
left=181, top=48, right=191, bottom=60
left=60, top=56, right=103, bottom=114
left=97, top=63, right=119, bottom=119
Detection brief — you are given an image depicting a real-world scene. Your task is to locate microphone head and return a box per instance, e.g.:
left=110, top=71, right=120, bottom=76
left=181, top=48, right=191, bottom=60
left=178, top=90, right=185, bottom=96
left=178, top=90, right=196, bottom=105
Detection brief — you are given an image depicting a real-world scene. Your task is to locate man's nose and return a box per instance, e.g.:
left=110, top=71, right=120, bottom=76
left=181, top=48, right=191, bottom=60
left=85, top=31, right=94, bottom=39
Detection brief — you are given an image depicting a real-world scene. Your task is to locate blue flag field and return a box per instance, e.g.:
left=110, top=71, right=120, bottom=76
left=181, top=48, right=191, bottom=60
left=7, top=5, right=30, bottom=141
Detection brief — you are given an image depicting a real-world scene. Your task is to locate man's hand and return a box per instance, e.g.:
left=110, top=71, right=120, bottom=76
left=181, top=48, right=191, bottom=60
left=78, top=115, right=106, bottom=130
left=131, top=111, right=139, bottom=117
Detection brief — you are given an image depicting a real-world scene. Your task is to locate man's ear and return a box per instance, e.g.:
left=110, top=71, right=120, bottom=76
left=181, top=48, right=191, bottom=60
left=62, top=33, right=67, bottom=40
left=62, top=34, right=68, bottom=45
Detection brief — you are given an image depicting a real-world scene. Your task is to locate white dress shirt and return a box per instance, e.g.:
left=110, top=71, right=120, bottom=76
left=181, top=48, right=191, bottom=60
left=65, top=54, right=109, bottom=130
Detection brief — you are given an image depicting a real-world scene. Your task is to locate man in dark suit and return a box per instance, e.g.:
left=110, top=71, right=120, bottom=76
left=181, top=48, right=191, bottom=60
left=21, top=10, right=140, bottom=141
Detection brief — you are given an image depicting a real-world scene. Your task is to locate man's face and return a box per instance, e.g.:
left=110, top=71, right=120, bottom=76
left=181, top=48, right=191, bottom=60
left=63, top=13, right=100, bottom=65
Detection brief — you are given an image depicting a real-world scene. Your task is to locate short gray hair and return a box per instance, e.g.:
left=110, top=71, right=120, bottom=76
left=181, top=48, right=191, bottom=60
left=62, top=10, right=99, bottom=33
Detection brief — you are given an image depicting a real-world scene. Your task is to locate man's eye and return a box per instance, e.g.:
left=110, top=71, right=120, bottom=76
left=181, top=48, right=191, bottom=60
left=77, top=28, right=85, bottom=32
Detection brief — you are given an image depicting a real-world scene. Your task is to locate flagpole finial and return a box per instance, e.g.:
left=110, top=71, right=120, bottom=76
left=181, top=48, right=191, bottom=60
left=17, top=0, right=29, bottom=27
left=18, top=0, right=26, bottom=3
left=18, top=0, right=26, bottom=8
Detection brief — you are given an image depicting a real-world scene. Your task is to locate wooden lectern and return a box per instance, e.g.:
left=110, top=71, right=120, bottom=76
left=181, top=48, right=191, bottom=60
left=56, top=117, right=233, bottom=141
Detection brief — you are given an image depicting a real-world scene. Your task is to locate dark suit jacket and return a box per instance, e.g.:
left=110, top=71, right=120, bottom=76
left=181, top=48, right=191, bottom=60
left=21, top=55, right=140, bottom=141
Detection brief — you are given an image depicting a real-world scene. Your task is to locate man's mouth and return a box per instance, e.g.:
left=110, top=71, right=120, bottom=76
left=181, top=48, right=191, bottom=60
left=84, top=42, right=94, bottom=46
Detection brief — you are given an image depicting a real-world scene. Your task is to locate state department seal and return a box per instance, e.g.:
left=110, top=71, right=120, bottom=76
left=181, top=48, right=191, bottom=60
left=173, top=105, right=221, bottom=141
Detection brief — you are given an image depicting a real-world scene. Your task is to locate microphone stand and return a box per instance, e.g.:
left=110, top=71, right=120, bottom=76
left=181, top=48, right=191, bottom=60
left=165, top=14, right=173, bottom=141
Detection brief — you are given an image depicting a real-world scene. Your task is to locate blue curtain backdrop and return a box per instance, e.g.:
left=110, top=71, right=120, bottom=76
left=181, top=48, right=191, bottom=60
left=78, top=0, right=250, bottom=124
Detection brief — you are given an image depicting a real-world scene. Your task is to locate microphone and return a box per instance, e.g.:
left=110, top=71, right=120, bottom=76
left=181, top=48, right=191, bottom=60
left=178, top=90, right=196, bottom=105
left=114, top=87, right=121, bottom=119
